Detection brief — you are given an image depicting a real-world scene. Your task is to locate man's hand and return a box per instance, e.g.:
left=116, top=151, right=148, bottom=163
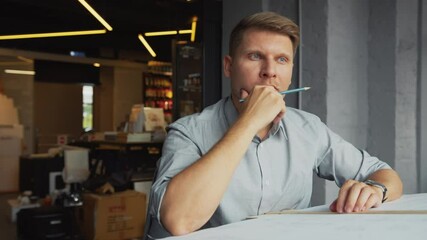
left=238, top=86, right=286, bottom=129
left=329, top=179, right=383, bottom=213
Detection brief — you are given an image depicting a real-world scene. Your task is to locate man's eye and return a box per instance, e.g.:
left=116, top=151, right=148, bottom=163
left=249, top=53, right=260, bottom=60
left=278, top=57, right=287, bottom=63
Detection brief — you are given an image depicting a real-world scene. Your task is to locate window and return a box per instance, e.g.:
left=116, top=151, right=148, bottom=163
left=82, top=85, right=93, bottom=132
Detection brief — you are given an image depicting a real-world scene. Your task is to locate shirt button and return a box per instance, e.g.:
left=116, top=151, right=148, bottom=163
left=259, top=143, right=263, bottom=149
left=265, top=180, right=270, bottom=186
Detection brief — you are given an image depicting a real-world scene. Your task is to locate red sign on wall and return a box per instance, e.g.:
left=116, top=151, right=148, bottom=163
left=57, top=135, right=68, bottom=145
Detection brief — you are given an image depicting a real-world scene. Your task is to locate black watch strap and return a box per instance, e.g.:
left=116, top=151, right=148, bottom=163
left=364, top=179, right=388, bottom=203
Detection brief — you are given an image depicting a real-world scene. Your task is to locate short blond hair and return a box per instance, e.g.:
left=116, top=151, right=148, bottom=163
left=229, top=12, right=300, bottom=57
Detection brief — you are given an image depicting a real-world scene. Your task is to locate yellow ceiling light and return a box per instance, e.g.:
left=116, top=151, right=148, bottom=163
left=0, top=29, right=107, bottom=40
left=145, top=31, right=178, bottom=37
left=5, top=69, right=35, bottom=75
left=145, top=29, right=194, bottom=36
left=138, top=34, right=156, bottom=57
left=191, top=16, right=197, bottom=42
left=178, top=30, right=192, bottom=34
left=78, top=0, right=113, bottom=31
left=93, top=63, right=101, bottom=67
left=143, top=16, right=198, bottom=41
left=0, top=1, right=110, bottom=40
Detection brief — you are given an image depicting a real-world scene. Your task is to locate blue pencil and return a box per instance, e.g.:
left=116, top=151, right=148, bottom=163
left=239, top=87, right=311, bottom=103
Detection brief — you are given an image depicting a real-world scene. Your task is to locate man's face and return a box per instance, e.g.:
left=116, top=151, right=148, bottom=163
left=224, top=29, right=294, bottom=103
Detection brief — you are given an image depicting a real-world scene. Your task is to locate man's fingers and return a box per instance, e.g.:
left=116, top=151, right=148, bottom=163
left=241, top=86, right=286, bottom=126
left=240, top=88, right=250, bottom=100
left=352, top=187, right=371, bottom=212
left=273, top=105, right=286, bottom=124
left=336, top=181, right=355, bottom=213
left=329, top=199, right=337, bottom=212
left=342, top=182, right=363, bottom=213
left=336, top=181, right=384, bottom=213
left=363, top=194, right=380, bottom=210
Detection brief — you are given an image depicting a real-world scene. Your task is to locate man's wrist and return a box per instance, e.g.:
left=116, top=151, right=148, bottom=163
left=364, top=180, right=388, bottom=203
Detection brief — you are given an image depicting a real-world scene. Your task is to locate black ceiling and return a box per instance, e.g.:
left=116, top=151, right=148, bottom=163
left=0, top=0, right=205, bottom=62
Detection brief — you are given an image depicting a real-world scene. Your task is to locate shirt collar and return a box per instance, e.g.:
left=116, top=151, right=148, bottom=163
left=223, top=96, right=239, bottom=128
left=223, top=96, right=288, bottom=141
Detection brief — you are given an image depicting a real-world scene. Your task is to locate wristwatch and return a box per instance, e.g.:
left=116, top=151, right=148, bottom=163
left=364, top=179, right=388, bottom=203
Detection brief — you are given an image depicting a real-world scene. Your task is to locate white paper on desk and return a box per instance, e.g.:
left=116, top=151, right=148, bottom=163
left=164, top=194, right=427, bottom=240
left=372, top=193, right=427, bottom=211
left=165, top=214, right=427, bottom=240
left=304, top=193, right=427, bottom=213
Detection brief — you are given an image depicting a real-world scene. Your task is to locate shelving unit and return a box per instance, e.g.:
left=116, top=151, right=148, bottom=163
left=143, top=62, right=173, bottom=123
left=172, top=42, right=203, bottom=120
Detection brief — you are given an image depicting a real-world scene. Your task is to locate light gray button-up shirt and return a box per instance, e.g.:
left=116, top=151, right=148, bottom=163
left=145, top=97, right=390, bottom=238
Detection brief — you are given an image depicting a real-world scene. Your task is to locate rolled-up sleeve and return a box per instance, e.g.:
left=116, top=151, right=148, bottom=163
left=149, top=122, right=203, bottom=226
left=313, top=120, right=391, bottom=187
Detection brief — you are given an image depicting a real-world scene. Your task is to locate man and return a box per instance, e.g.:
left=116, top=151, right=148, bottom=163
left=145, top=12, right=403, bottom=238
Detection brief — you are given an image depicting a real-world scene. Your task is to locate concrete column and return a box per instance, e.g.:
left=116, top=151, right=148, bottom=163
left=367, top=0, right=397, bottom=168
left=419, top=0, right=427, bottom=193
left=325, top=0, right=370, bottom=204
left=394, top=0, right=419, bottom=194
left=368, top=0, right=419, bottom=194
left=300, top=0, right=328, bottom=120
left=327, top=0, right=369, bottom=149
left=300, top=0, right=328, bottom=206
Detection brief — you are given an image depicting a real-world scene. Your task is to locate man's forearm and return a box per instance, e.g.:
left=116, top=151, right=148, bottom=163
left=367, top=168, right=403, bottom=202
left=160, top=115, right=258, bottom=235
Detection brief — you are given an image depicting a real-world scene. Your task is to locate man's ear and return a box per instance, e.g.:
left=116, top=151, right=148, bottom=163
left=223, top=55, right=232, bottom=78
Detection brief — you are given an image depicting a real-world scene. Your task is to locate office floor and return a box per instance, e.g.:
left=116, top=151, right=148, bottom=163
left=0, top=193, right=18, bottom=240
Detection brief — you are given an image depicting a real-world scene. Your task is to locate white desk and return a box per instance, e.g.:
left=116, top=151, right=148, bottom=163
left=163, top=193, right=427, bottom=240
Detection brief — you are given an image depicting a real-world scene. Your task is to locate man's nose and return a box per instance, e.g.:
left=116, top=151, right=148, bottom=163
left=260, top=60, right=277, bottom=79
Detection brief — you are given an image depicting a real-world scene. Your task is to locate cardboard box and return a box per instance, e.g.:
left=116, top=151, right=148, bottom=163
left=0, top=136, right=21, bottom=192
left=80, top=190, right=147, bottom=240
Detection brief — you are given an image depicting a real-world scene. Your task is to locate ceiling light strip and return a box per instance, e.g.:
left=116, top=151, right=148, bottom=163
left=138, top=34, right=156, bottom=57
left=0, top=29, right=107, bottom=40
left=178, top=30, right=192, bottom=34
left=191, top=18, right=197, bottom=42
left=145, top=30, right=192, bottom=36
left=78, top=0, right=113, bottom=31
left=5, top=69, right=35, bottom=75
left=145, top=31, right=178, bottom=37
